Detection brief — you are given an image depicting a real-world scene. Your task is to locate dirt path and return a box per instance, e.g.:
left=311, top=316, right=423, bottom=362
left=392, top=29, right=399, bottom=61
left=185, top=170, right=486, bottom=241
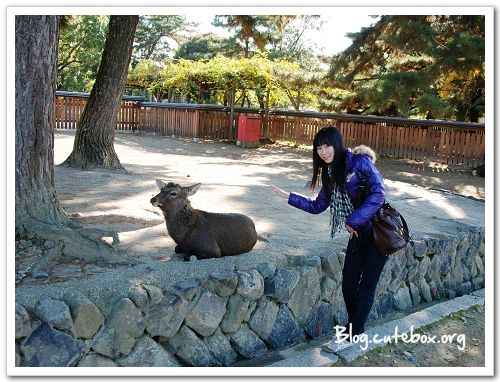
left=334, top=305, right=485, bottom=368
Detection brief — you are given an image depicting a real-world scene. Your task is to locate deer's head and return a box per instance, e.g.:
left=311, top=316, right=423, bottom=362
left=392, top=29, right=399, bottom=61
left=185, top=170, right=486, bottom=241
left=150, top=180, right=201, bottom=212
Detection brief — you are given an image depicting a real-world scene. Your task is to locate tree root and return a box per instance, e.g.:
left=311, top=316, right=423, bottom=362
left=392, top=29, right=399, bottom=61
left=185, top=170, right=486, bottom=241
left=17, top=217, right=139, bottom=268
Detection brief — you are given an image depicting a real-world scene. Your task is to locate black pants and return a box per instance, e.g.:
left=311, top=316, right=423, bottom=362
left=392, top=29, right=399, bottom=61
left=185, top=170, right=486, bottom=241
left=342, top=229, right=388, bottom=336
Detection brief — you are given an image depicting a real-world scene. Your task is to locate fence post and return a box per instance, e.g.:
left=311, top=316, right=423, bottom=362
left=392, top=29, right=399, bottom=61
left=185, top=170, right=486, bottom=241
left=294, top=117, right=302, bottom=143
left=193, top=109, right=200, bottom=141
left=229, top=87, right=235, bottom=141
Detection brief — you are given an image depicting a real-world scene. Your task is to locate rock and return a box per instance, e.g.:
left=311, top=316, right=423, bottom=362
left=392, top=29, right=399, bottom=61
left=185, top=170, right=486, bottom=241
left=376, top=293, right=396, bottom=316
left=387, top=254, right=408, bottom=293
left=257, top=262, right=276, bottom=279
left=15, top=303, right=31, bottom=339
left=406, top=259, right=419, bottom=282
left=417, top=256, right=431, bottom=280
left=168, top=325, right=221, bottom=366
left=116, top=336, right=179, bottom=367
left=172, top=278, right=201, bottom=301
left=185, top=289, right=227, bottom=337
left=203, top=328, right=237, bottom=366
left=63, top=290, right=104, bottom=339
left=330, top=289, right=348, bottom=326
left=472, top=276, right=484, bottom=290
left=266, top=305, right=305, bottom=350
left=439, top=252, right=453, bottom=276
left=456, top=281, right=472, bottom=296
left=244, top=300, right=257, bottom=322
left=34, top=296, right=74, bottom=331
left=426, top=254, right=442, bottom=281
left=263, top=268, right=300, bottom=303
left=412, top=240, right=428, bottom=258
left=127, top=284, right=149, bottom=312
left=448, top=264, right=464, bottom=288
left=445, top=288, right=457, bottom=299
left=474, top=256, right=485, bottom=275
left=32, top=271, right=49, bottom=279
left=248, top=297, right=279, bottom=340
left=203, top=271, right=238, bottom=297
left=337, top=251, right=346, bottom=269
left=459, top=262, right=472, bottom=283
left=388, top=266, right=409, bottom=293
left=21, top=323, right=85, bottom=367
left=303, top=302, right=334, bottom=339
left=408, top=282, right=421, bottom=306
left=394, top=285, right=412, bottom=311
left=318, top=251, right=343, bottom=285
left=142, top=284, right=163, bottom=304
left=320, top=276, right=335, bottom=302
left=220, top=294, right=250, bottom=334
left=147, top=291, right=189, bottom=338
left=230, top=324, right=267, bottom=359
left=77, top=353, right=117, bottom=367
left=287, top=266, right=321, bottom=324
left=428, top=280, right=441, bottom=300
left=92, top=298, right=145, bottom=358
left=418, top=279, right=433, bottom=303
left=236, top=270, right=264, bottom=300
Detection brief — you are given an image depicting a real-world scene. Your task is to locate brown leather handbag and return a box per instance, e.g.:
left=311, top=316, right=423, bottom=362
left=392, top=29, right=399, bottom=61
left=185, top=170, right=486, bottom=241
left=371, top=201, right=411, bottom=256
left=355, top=170, right=411, bottom=256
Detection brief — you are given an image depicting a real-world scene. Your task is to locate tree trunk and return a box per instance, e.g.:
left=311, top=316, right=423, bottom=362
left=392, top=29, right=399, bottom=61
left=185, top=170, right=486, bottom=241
left=15, top=16, right=128, bottom=266
left=263, top=88, right=270, bottom=140
left=63, top=15, right=139, bottom=169
left=15, top=16, right=68, bottom=228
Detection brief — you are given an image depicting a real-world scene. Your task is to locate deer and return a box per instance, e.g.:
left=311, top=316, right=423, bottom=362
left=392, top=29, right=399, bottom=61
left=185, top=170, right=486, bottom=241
left=150, top=180, right=258, bottom=261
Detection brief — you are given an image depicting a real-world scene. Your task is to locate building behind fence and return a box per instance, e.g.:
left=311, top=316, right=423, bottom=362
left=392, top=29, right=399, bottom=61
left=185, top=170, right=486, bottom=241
left=55, top=91, right=485, bottom=168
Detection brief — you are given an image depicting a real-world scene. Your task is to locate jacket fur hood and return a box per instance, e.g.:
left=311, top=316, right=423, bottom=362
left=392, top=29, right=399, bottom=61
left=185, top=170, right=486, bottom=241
left=352, top=145, right=377, bottom=164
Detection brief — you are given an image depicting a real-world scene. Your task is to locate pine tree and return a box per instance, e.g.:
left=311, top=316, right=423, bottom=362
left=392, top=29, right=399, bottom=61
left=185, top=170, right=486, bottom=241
left=327, top=15, right=484, bottom=121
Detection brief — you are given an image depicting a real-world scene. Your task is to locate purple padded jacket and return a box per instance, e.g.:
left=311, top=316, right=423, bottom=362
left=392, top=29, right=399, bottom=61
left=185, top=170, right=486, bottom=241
left=288, top=145, right=385, bottom=232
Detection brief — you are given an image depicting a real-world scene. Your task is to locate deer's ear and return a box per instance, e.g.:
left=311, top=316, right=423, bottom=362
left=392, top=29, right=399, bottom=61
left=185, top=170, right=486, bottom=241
left=186, top=183, right=201, bottom=196
left=156, top=180, right=167, bottom=190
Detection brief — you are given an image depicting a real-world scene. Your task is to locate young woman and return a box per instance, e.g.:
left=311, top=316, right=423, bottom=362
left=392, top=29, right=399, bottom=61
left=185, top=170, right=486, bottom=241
left=271, top=125, right=387, bottom=353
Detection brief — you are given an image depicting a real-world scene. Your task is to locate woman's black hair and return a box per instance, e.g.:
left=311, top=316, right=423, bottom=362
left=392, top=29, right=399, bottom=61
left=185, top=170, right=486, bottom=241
left=311, top=125, right=347, bottom=196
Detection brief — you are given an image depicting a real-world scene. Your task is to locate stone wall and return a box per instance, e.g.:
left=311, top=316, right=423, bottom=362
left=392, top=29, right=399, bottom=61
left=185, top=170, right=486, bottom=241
left=15, top=227, right=485, bottom=367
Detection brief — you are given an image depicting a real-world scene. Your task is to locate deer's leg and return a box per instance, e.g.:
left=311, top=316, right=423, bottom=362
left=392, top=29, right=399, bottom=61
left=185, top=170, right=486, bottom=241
left=190, top=239, right=221, bottom=259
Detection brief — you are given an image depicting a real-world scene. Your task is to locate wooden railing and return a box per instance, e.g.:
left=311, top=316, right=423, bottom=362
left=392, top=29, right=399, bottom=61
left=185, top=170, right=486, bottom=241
left=55, top=91, right=485, bottom=168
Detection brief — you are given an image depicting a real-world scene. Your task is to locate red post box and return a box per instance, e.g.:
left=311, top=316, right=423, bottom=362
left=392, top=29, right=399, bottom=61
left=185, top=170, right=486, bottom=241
left=237, top=115, right=261, bottom=148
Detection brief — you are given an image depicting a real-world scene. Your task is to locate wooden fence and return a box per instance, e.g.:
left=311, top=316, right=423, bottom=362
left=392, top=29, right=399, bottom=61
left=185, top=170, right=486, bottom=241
left=55, top=92, right=485, bottom=168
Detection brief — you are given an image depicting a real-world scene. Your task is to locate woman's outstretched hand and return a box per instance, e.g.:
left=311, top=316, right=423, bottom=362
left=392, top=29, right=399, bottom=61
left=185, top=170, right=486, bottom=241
left=269, top=184, right=289, bottom=199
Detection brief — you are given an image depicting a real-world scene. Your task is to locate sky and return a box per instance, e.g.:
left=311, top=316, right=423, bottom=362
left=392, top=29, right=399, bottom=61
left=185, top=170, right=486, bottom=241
left=185, top=12, right=378, bottom=56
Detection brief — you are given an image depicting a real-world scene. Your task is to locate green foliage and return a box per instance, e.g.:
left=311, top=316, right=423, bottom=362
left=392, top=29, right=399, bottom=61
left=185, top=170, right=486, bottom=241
left=174, top=33, right=234, bottom=60
left=327, top=15, right=485, bottom=121
left=132, top=15, right=196, bottom=66
left=267, top=15, right=322, bottom=68
left=213, top=15, right=275, bottom=58
left=57, top=15, right=108, bottom=91
left=128, top=54, right=321, bottom=110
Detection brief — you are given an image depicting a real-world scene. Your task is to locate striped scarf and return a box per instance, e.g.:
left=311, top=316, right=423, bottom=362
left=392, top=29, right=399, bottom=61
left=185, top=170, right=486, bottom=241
left=328, top=166, right=354, bottom=238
